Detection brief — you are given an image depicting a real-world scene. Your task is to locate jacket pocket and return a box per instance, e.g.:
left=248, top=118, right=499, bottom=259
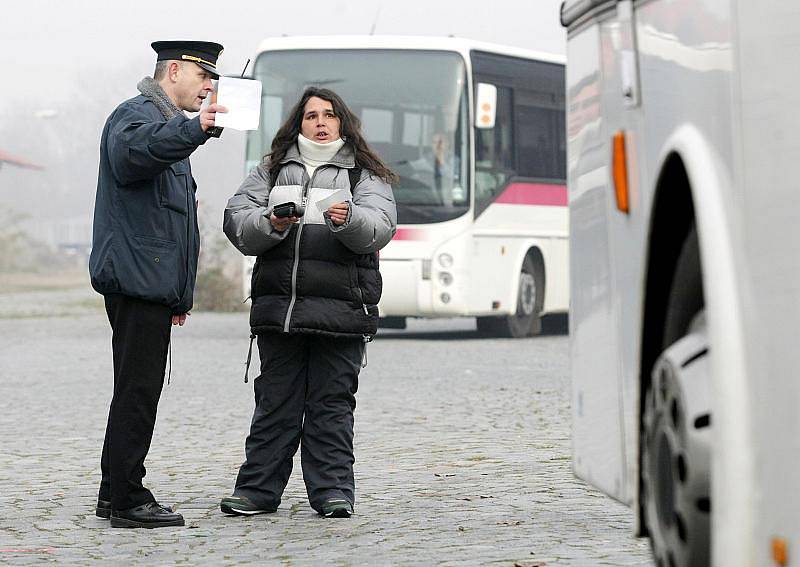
left=159, top=162, right=190, bottom=215
left=134, top=235, right=177, bottom=249
left=127, top=235, right=180, bottom=304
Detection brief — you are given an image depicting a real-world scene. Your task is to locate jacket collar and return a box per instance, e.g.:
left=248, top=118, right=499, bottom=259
left=280, top=142, right=356, bottom=169
left=137, top=76, right=182, bottom=120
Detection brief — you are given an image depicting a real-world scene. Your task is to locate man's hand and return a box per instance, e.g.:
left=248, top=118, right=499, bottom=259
left=270, top=213, right=299, bottom=232
left=326, top=202, right=349, bottom=226
left=199, top=103, right=228, bottom=132
left=172, top=312, right=191, bottom=326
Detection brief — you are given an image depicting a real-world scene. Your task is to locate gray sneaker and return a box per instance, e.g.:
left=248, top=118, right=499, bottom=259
left=320, top=498, right=353, bottom=518
left=220, top=496, right=277, bottom=516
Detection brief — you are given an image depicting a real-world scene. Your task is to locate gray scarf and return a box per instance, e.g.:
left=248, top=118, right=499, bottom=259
left=137, top=76, right=182, bottom=120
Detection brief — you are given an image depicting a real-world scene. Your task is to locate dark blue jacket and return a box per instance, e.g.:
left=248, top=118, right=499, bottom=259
left=89, top=95, right=209, bottom=314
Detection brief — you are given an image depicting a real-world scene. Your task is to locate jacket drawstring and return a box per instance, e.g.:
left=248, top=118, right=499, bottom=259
left=361, top=334, right=372, bottom=368
left=166, top=340, right=172, bottom=385
left=244, top=333, right=256, bottom=383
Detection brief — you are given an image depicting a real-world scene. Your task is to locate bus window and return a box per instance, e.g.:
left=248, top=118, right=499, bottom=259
left=251, top=49, right=470, bottom=224
left=361, top=107, right=394, bottom=143
left=516, top=100, right=566, bottom=181
left=475, top=86, right=514, bottom=214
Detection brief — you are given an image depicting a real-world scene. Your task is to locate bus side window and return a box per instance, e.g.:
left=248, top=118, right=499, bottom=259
left=516, top=99, right=566, bottom=181
left=475, top=86, right=515, bottom=214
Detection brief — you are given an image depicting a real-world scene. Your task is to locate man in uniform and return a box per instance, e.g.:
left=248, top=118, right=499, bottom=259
left=89, top=40, right=226, bottom=528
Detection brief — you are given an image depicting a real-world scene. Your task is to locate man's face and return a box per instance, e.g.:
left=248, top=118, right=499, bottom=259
left=300, top=96, right=341, bottom=143
left=174, top=62, right=214, bottom=112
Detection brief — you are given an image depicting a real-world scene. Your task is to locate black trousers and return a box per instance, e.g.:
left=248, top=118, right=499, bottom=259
left=233, top=333, right=362, bottom=513
left=98, top=294, right=171, bottom=510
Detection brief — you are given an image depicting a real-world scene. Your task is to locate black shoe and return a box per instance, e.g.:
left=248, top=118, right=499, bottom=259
left=100, top=498, right=174, bottom=518
left=220, top=495, right=277, bottom=516
left=110, top=502, right=184, bottom=528
left=319, top=498, right=353, bottom=518
left=95, top=499, right=111, bottom=519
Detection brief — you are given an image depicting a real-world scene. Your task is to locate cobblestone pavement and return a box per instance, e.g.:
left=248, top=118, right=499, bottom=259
left=0, top=287, right=654, bottom=566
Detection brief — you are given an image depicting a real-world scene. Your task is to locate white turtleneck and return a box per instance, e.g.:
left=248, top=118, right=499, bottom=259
left=297, top=134, right=345, bottom=177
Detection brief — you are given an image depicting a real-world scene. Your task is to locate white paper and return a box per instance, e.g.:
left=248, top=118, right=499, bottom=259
left=315, top=188, right=350, bottom=212
left=214, top=77, right=262, bottom=131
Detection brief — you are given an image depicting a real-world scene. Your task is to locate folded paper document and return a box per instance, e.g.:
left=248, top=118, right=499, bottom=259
left=214, top=77, right=262, bottom=131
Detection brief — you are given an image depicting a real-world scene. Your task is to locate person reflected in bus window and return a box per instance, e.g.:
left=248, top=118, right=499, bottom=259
left=410, top=131, right=462, bottom=204
left=221, top=87, right=397, bottom=519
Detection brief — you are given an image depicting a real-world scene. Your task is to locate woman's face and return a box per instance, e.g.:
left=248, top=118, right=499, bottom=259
left=300, top=96, right=341, bottom=143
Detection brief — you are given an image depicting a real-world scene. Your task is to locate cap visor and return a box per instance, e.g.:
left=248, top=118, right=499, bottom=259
left=196, top=61, right=220, bottom=78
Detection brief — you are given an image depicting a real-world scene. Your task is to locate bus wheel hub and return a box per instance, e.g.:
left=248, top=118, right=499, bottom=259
left=641, top=322, right=711, bottom=567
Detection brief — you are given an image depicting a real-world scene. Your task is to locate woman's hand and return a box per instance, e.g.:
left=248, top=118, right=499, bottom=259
left=326, top=202, right=349, bottom=226
left=270, top=213, right=299, bottom=232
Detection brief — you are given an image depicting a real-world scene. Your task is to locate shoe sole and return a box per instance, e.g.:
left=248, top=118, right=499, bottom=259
left=96, top=508, right=111, bottom=520
left=109, top=517, right=185, bottom=528
left=220, top=502, right=276, bottom=516
left=323, top=508, right=352, bottom=518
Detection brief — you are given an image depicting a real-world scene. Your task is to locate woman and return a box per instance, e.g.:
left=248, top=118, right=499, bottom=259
left=221, top=87, right=397, bottom=518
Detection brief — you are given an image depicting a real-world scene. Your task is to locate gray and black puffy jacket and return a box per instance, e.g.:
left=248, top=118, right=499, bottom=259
left=223, top=144, right=397, bottom=338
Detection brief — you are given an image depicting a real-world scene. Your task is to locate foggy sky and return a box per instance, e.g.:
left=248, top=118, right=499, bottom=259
left=0, top=0, right=566, bottom=237
left=5, top=0, right=565, bottom=102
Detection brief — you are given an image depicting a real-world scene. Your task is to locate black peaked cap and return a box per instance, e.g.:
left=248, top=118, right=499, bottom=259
left=151, top=40, right=224, bottom=78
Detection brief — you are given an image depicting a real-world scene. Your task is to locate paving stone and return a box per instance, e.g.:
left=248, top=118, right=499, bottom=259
left=0, top=289, right=654, bottom=566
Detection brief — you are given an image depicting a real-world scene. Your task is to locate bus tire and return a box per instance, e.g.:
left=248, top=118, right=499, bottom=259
left=641, top=226, right=711, bottom=566
left=476, top=254, right=543, bottom=338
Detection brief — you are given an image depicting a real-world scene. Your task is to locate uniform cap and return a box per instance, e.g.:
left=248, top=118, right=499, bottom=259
left=151, top=40, right=224, bottom=78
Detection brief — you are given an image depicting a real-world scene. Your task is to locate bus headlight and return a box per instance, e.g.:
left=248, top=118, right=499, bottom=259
left=437, top=253, right=454, bottom=268
left=438, top=272, right=453, bottom=286
left=440, top=292, right=451, bottom=304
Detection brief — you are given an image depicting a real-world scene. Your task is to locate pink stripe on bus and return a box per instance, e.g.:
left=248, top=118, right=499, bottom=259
left=494, top=183, right=567, bottom=206
left=392, top=228, right=427, bottom=241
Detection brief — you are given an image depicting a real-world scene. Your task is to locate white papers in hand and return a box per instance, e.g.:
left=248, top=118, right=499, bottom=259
left=214, top=77, right=262, bottom=131
left=315, top=189, right=350, bottom=212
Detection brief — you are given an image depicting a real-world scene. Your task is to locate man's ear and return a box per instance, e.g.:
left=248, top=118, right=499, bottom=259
left=168, top=61, right=181, bottom=83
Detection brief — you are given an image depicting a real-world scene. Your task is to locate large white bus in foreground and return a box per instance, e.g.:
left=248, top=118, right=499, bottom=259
left=562, top=1, right=800, bottom=565
left=245, top=36, right=568, bottom=337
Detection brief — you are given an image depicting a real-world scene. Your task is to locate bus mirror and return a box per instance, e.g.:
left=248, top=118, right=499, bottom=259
left=475, top=83, right=497, bottom=129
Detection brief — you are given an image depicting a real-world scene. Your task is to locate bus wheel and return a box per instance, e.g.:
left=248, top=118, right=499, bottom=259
left=641, top=316, right=711, bottom=567
left=641, top=226, right=710, bottom=566
left=476, top=254, right=542, bottom=338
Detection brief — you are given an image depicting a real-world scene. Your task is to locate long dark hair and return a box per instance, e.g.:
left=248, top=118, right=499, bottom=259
left=267, top=87, right=397, bottom=184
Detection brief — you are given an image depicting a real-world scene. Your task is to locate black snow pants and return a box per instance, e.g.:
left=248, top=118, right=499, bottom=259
left=233, top=332, right=363, bottom=512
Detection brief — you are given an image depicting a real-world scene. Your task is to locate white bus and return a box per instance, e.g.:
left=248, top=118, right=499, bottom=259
left=562, top=1, right=800, bottom=565
left=244, top=36, right=568, bottom=337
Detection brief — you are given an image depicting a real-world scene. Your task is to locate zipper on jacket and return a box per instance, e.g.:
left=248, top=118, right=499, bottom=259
left=355, top=283, right=369, bottom=316
left=283, top=167, right=319, bottom=332
left=178, top=164, right=192, bottom=306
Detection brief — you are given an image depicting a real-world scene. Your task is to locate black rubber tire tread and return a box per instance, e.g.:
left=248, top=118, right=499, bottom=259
left=476, top=254, right=543, bottom=338
left=663, top=225, right=704, bottom=349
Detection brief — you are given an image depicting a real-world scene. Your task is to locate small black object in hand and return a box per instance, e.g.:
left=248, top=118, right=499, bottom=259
left=273, top=202, right=305, bottom=218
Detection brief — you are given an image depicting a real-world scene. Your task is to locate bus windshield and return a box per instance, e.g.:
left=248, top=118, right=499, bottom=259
left=247, top=49, right=470, bottom=224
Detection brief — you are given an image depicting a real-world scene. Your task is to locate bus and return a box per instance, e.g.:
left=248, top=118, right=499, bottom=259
left=562, top=1, right=800, bottom=565
left=244, top=36, right=567, bottom=338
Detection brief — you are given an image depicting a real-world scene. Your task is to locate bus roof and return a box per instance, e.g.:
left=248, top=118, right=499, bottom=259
left=253, top=35, right=565, bottom=66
